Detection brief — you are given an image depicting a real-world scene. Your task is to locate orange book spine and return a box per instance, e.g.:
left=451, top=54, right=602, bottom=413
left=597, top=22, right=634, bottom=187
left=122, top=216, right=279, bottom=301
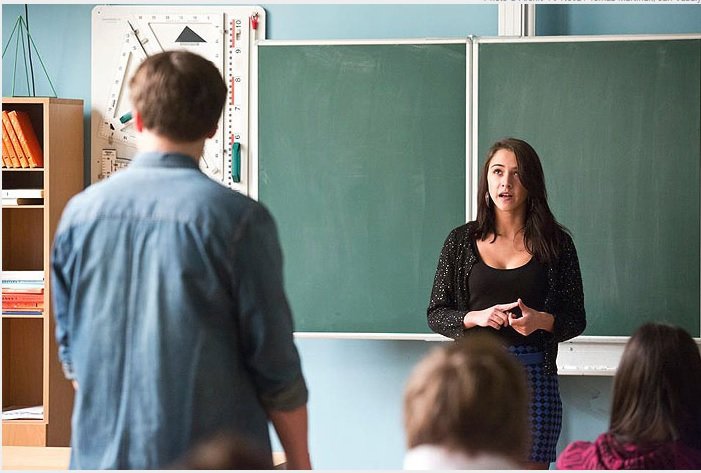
left=1, top=119, right=20, bottom=167
left=9, top=110, right=43, bottom=168
left=1, top=123, right=11, bottom=167
left=2, top=111, right=28, bottom=168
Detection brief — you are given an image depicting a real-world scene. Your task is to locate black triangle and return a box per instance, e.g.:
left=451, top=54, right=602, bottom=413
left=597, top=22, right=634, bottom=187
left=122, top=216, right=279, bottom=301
left=175, top=26, right=206, bottom=43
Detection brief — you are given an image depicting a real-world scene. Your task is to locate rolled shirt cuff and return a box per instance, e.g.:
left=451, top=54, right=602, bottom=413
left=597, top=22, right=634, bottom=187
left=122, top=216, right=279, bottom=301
left=259, top=375, right=308, bottom=411
left=61, top=361, right=75, bottom=380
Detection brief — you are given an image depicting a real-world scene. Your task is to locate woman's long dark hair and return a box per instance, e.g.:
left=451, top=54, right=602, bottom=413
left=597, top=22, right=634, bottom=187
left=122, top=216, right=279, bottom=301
left=474, top=138, right=569, bottom=264
left=610, top=323, right=701, bottom=449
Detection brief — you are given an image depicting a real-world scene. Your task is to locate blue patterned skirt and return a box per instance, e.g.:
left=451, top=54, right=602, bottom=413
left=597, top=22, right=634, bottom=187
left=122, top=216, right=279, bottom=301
left=508, top=345, right=562, bottom=463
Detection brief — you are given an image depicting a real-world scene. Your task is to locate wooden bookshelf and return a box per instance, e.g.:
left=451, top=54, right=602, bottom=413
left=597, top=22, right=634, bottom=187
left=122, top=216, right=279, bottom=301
left=2, top=97, right=84, bottom=446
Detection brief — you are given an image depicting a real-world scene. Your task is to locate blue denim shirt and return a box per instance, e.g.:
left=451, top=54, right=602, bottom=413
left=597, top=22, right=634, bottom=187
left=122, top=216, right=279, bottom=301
left=51, top=152, right=308, bottom=469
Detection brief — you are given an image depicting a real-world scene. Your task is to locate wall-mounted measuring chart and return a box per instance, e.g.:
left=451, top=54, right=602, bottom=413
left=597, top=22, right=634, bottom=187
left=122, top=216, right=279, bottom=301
left=91, top=5, right=265, bottom=194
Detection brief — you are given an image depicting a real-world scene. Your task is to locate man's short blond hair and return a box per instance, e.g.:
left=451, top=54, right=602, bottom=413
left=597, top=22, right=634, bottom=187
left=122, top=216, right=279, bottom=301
left=129, top=50, right=227, bottom=142
left=403, top=334, right=530, bottom=462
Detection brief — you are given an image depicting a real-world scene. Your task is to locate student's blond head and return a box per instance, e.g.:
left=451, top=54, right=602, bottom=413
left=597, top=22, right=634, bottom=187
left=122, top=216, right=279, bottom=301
left=129, top=50, right=227, bottom=142
left=403, top=334, right=530, bottom=462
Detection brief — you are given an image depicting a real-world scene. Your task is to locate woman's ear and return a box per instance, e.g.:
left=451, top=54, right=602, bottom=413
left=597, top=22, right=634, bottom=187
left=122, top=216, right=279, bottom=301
left=206, top=125, right=218, bottom=139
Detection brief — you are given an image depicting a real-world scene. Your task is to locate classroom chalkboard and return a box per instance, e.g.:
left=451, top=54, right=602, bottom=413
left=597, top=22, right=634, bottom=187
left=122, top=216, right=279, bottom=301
left=477, top=38, right=701, bottom=337
left=258, top=42, right=466, bottom=333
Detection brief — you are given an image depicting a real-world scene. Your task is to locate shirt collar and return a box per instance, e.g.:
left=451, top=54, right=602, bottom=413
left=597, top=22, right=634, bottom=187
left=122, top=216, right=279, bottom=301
left=129, top=151, right=200, bottom=170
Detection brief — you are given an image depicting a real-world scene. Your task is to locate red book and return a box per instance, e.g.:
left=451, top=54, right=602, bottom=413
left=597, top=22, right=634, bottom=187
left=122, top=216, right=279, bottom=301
left=3, top=293, right=44, bottom=302
left=2, top=302, right=45, bottom=309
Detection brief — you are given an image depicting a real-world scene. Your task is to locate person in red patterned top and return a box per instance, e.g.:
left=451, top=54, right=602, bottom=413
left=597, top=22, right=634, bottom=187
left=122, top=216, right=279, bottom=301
left=557, top=323, right=701, bottom=470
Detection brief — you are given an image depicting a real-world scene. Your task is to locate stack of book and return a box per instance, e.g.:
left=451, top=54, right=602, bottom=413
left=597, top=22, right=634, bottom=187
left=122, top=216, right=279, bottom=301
left=1, top=109, right=44, bottom=168
left=2, top=188, right=44, bottom=206
left=2, top=270, right=44, bottom=317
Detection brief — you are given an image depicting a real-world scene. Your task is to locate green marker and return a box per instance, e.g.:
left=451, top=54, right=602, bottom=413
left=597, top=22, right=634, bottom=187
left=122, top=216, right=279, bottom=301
left=119, top=111, right=133, bottom=124
left=232, top=142, right=241, bottom=183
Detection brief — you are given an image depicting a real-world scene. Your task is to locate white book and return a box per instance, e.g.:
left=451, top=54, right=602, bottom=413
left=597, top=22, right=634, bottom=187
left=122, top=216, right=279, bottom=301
left=2, top=270, right=44, bottom=281
left=2, top=189, right=44, bottom=198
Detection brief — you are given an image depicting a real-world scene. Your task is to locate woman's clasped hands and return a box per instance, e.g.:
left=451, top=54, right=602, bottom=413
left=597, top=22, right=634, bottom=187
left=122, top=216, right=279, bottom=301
left=463, top=298, right=554, bottom=336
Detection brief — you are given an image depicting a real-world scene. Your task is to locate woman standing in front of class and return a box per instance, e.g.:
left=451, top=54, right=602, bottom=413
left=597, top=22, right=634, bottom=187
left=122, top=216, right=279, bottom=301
left=427, top=138, right=586, bottom=469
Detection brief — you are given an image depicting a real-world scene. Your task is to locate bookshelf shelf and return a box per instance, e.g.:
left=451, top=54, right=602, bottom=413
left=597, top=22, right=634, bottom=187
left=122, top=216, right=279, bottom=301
left=2, top=314, right=45, bottom=319
left=2, top=97, right=83, bottom=447
left=2, top=419, right=45, bottom=425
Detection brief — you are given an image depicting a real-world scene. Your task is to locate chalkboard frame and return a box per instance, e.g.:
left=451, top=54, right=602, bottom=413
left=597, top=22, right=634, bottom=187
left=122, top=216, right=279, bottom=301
left=472, top=34, right=701, bottom=349
left=255, top=39, right=471, bottom=339
left=254, top=35, right=701, bottom=373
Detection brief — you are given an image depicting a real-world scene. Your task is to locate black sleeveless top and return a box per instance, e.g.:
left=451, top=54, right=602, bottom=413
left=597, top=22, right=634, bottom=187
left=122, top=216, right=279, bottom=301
left=468, top=248, right=548, bottom=347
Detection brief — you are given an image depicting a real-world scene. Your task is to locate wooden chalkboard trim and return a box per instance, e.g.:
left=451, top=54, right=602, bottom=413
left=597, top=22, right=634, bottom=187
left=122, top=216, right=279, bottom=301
left=557, top=336, right=627, bottom=376
left=293, top=333, right=701, bottom=376
left=294, top=332, right=452, bottom=342
left=257, top=38, right=468, bottom=47
left=477, top=33, right=701, bottom=44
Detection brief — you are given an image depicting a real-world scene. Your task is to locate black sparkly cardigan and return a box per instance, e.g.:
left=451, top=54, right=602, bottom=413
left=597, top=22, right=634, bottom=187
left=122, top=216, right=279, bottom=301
left=427, top=221, right=586, bottom=375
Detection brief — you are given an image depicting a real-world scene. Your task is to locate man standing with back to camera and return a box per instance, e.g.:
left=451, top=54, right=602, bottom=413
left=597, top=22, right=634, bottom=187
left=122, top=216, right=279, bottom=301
left=51, top=50, right=311, bottom=469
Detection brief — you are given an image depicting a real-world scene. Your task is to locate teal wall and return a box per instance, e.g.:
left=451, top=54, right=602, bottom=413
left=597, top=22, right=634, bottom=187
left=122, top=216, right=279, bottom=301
left=3, top=3, right=698, bottom=469
left=537, top=4, right=701, bottom=36
left=2, top=4, right=93, bottom=180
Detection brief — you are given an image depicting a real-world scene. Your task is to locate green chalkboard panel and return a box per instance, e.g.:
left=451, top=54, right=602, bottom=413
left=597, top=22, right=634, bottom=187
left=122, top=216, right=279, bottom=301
left=258, top=43, right=466, bottom=333
left=478, top=39, right=701, bottom=336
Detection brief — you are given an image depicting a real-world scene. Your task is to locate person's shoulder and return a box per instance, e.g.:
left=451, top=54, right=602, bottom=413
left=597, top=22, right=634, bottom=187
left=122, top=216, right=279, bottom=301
left=448, top=221, right=476, bottom=240
left=196, top=185, right=276, bottom=235
left=55, top=178, right=113, bottom=233
left=213, top=186, right=269, bottom=219
left=404, top=444, right=518, bottom=470
left=555, top=439, right=597, bottom=470
left=675, top=441, right=701, bottom=469
left=551, top=225, right=577, bottom=258
left=558, top=226, right=575, bottom=245
left=178, top=172, right=255, bottom=210
left=561, top=439, right=596, bottom=452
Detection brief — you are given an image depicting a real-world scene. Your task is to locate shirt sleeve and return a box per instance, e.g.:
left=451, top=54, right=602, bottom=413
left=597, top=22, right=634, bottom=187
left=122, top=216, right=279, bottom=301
left=551, top=233, right=586, bottom=343
left=427, top=229, right=467, bottom=339
left=50, top=230, right=75, bottom=380
left=233, top=203, right=308, bottom=411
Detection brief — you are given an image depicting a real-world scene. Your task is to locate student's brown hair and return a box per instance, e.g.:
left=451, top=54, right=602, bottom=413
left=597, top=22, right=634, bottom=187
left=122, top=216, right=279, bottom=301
left=403, top=334, right=530, bottom=462
left=474, top=137, right=569, bottom=264
left=129, top=50, right=227, bottom=142
left=610, top=323, right=701, bottom=449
